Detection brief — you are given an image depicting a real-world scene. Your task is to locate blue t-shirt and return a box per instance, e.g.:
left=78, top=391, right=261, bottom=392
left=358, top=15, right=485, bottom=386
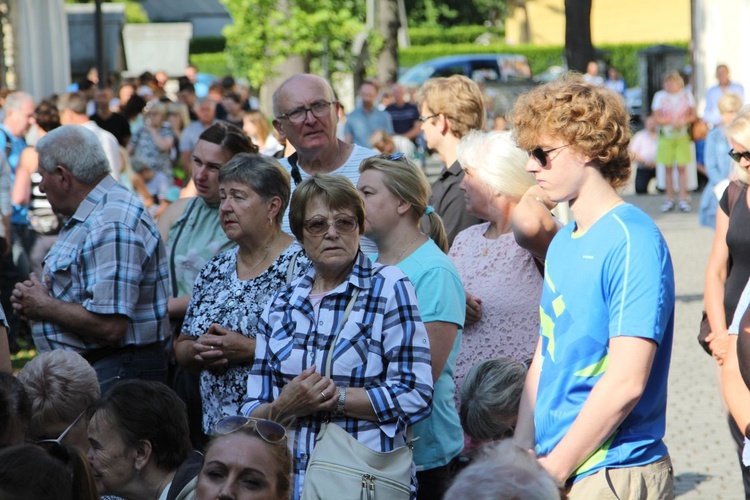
left=0, top=124, right=28, bottom=225
left=344, top=107, right=394, bottom=148
left=534, top=203, right=674, bottom=480
left=376, top=239, right=466, bottom=470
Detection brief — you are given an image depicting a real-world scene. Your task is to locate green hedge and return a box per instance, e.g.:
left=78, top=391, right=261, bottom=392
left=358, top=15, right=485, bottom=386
left=189, top=53, right=229, bottom=77
left=409, top=25, right=504, bottom=46
left=399, top=40, right=689, bottom=87
left=190, top=36, right=227, bottom=54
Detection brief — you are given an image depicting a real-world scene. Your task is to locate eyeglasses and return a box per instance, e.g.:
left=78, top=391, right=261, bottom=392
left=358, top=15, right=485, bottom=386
left=729, top=149, right=750, bottom=163
left=36, top=410, right=85, bottom=449
left=303, top=215, right=359, bottom=236
left=277, top=101, right=336, bottom=123
left=213, top=415, right=287, bottom=444
left=529, top=145, right=570, bottom=167
left=418, top=114, right=438, bottom=123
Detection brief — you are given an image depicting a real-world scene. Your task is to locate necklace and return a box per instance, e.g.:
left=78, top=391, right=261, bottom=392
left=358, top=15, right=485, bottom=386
left=396, top=232, right=422, bottom=263
left=242, top=230, right=282, bottom=277
left=154, top=470, right=171, bottom=500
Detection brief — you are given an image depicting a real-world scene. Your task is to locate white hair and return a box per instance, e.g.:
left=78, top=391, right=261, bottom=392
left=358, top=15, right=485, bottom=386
left=456, top=130, right=536, bottom=200
left=36, top=125, right=110, bottom=183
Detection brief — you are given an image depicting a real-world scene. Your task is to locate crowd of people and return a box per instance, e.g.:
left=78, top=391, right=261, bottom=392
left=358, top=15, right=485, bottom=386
left=0, top=60, right=747, bottom=500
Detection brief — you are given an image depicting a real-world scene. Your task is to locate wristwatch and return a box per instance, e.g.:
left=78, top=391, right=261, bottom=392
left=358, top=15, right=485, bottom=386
left=333, top=387, right=346, bottom=417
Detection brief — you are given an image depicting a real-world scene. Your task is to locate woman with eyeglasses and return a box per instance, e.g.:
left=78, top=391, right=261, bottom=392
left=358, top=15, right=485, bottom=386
left=448, top=130, right=556, bottom=387
left=196, top=415, right=291, bottom=500
left=242, top=174, right=433, bottom=499
left=86, top=380, right=195, bottom=500
left=174, top=153, right=310, bottom=437
left=356, top=153, right=465, bottom=498
left=704, top=107, right=750, bottom=496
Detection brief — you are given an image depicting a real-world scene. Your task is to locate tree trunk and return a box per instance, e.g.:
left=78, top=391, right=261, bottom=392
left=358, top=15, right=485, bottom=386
left=377, top=0, right=400, bottom=84
left=564, top=0, right=594, bottom=73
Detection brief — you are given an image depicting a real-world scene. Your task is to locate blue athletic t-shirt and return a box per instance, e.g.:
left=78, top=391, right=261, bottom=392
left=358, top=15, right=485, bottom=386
left=534, top=203, right=674, bottom=481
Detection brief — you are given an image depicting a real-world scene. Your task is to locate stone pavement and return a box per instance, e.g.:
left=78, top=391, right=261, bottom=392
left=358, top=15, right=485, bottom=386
left=627, top=192, right=743, bottom=499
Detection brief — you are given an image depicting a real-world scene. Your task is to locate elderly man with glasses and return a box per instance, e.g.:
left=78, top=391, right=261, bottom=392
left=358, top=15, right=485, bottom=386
left=272, top=74, right=378, bottom=253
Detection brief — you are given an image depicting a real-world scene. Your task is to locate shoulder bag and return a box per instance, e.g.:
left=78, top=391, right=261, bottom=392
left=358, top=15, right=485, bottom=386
left=301, top=286, right=414, bottom=500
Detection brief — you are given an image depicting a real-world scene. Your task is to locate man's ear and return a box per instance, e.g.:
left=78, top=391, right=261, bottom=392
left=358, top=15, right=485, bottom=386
left=272, top=119, right=286, bottom=140
left=56, top=165, right=74, bottom=189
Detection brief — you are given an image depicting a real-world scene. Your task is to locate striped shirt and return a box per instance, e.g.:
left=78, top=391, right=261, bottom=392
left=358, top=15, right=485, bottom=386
left=242, top=251, right=433, bottom=499
left=34, top=175, right=169, bottom=352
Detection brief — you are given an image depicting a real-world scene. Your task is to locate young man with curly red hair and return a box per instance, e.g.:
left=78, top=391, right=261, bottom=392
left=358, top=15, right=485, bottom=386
left=509, top=74, right=676, bottom=498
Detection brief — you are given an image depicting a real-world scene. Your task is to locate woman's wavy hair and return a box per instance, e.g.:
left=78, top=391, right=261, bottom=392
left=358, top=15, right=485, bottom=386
left=509, top=72, right=632, bottom=188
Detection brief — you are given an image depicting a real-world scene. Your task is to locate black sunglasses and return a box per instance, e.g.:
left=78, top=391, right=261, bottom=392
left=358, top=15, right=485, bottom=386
left=213, top=415, right=287, bottom=444
left=529, top=145, right=570, bottom=167
left=729, top=149, right=750, bottom=163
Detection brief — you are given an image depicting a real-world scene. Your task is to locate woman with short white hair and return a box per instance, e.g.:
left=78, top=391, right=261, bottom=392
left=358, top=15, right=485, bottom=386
left=450, top=130, right=557, bottom=385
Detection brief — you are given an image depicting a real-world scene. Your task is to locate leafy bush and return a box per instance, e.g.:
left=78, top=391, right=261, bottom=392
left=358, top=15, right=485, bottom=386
left=409, top=25, right=504, bottom=46
left=190, top=36, right=226, bottom=54
left=124, top=1, right=149, bottom=23
left=189, top=53, right=229, bottom=77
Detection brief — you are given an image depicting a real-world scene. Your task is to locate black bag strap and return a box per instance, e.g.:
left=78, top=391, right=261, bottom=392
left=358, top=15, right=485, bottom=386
left=2, top=129, right=12, bottom=163
left=288, top=152, right=302, bottom=185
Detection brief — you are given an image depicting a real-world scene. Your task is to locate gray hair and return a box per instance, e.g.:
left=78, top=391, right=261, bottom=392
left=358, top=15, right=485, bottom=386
left=219, top=153, right=292, bottom=225
left=36, top=125, right=110, bottom=183
left=272, top=74, right=336, bottom=117
left=4, top=91, right=33, bottom=111
left=57, top=92, right=88, bottom=115
left=456, top=130, right=536, bottom=200
left=445, top=440, right=560, bottom=500
left=459, top=358, right=527, bottom=441
left=18, top=351, right=100, bottom=440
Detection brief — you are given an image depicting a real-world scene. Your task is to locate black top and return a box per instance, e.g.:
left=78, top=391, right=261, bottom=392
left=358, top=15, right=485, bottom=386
left=722, top=183, right=750, bottom=322
left=429, top=160, right=482, bottom=248
left=90, top=112, right=131, bottom=147
left=385, top=102, right=420, bottom=136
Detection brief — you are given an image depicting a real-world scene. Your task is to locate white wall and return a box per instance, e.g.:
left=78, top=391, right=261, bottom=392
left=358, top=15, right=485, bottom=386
left=693, top=0, right=750, bottom=115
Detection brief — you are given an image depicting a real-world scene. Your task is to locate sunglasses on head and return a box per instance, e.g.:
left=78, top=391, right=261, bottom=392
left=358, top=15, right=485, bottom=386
left=213, top=415, right=287, bottom=444
left=35, top=409, right=85, bottom=450
left=529, top=145, right=570, bottom=167
left=729, top=149, right=750, bottom=163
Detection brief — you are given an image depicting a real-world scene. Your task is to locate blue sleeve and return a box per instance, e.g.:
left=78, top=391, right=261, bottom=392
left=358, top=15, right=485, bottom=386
left=606, top=221, right=675, bottom=345
left=705, top=129, right=729, bottom=184
left=410, top=266, right=465, bottom=327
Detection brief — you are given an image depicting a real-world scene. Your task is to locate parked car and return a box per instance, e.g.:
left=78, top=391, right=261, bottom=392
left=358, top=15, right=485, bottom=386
left=399, top=54, right=533, bottom=86
left=398, top=54, right=536, bottom=117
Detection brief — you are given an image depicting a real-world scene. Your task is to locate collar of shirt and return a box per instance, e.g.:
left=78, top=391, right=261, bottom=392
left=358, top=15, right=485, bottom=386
left=440, top=160, right=464, bottom=180
left=290, top=251, right=373, bottom=308
left=71, top=175, right=118, bottom=223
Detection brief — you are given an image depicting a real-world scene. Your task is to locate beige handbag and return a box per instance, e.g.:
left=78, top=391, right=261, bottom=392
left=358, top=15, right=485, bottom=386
left=301, top=288, right=414, bottom=500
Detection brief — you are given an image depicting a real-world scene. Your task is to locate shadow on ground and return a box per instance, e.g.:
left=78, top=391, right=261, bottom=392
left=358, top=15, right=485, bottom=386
left=675, top=472, right=710, bottom=496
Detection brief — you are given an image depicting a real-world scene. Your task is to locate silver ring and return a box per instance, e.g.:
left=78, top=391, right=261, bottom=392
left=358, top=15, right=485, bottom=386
left=320, top=392, right=327, bottom=401
left=210, top=345, right=215, bottom=350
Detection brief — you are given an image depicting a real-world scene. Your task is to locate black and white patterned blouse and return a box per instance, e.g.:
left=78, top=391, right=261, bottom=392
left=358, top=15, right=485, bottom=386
left=183, top=241, right=311, bottom=433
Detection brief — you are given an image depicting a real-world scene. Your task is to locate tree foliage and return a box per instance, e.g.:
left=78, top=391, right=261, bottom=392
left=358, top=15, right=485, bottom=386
left=220, top=0, right=364, bottom=88
left=404, top=0, right=507, bottom=27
